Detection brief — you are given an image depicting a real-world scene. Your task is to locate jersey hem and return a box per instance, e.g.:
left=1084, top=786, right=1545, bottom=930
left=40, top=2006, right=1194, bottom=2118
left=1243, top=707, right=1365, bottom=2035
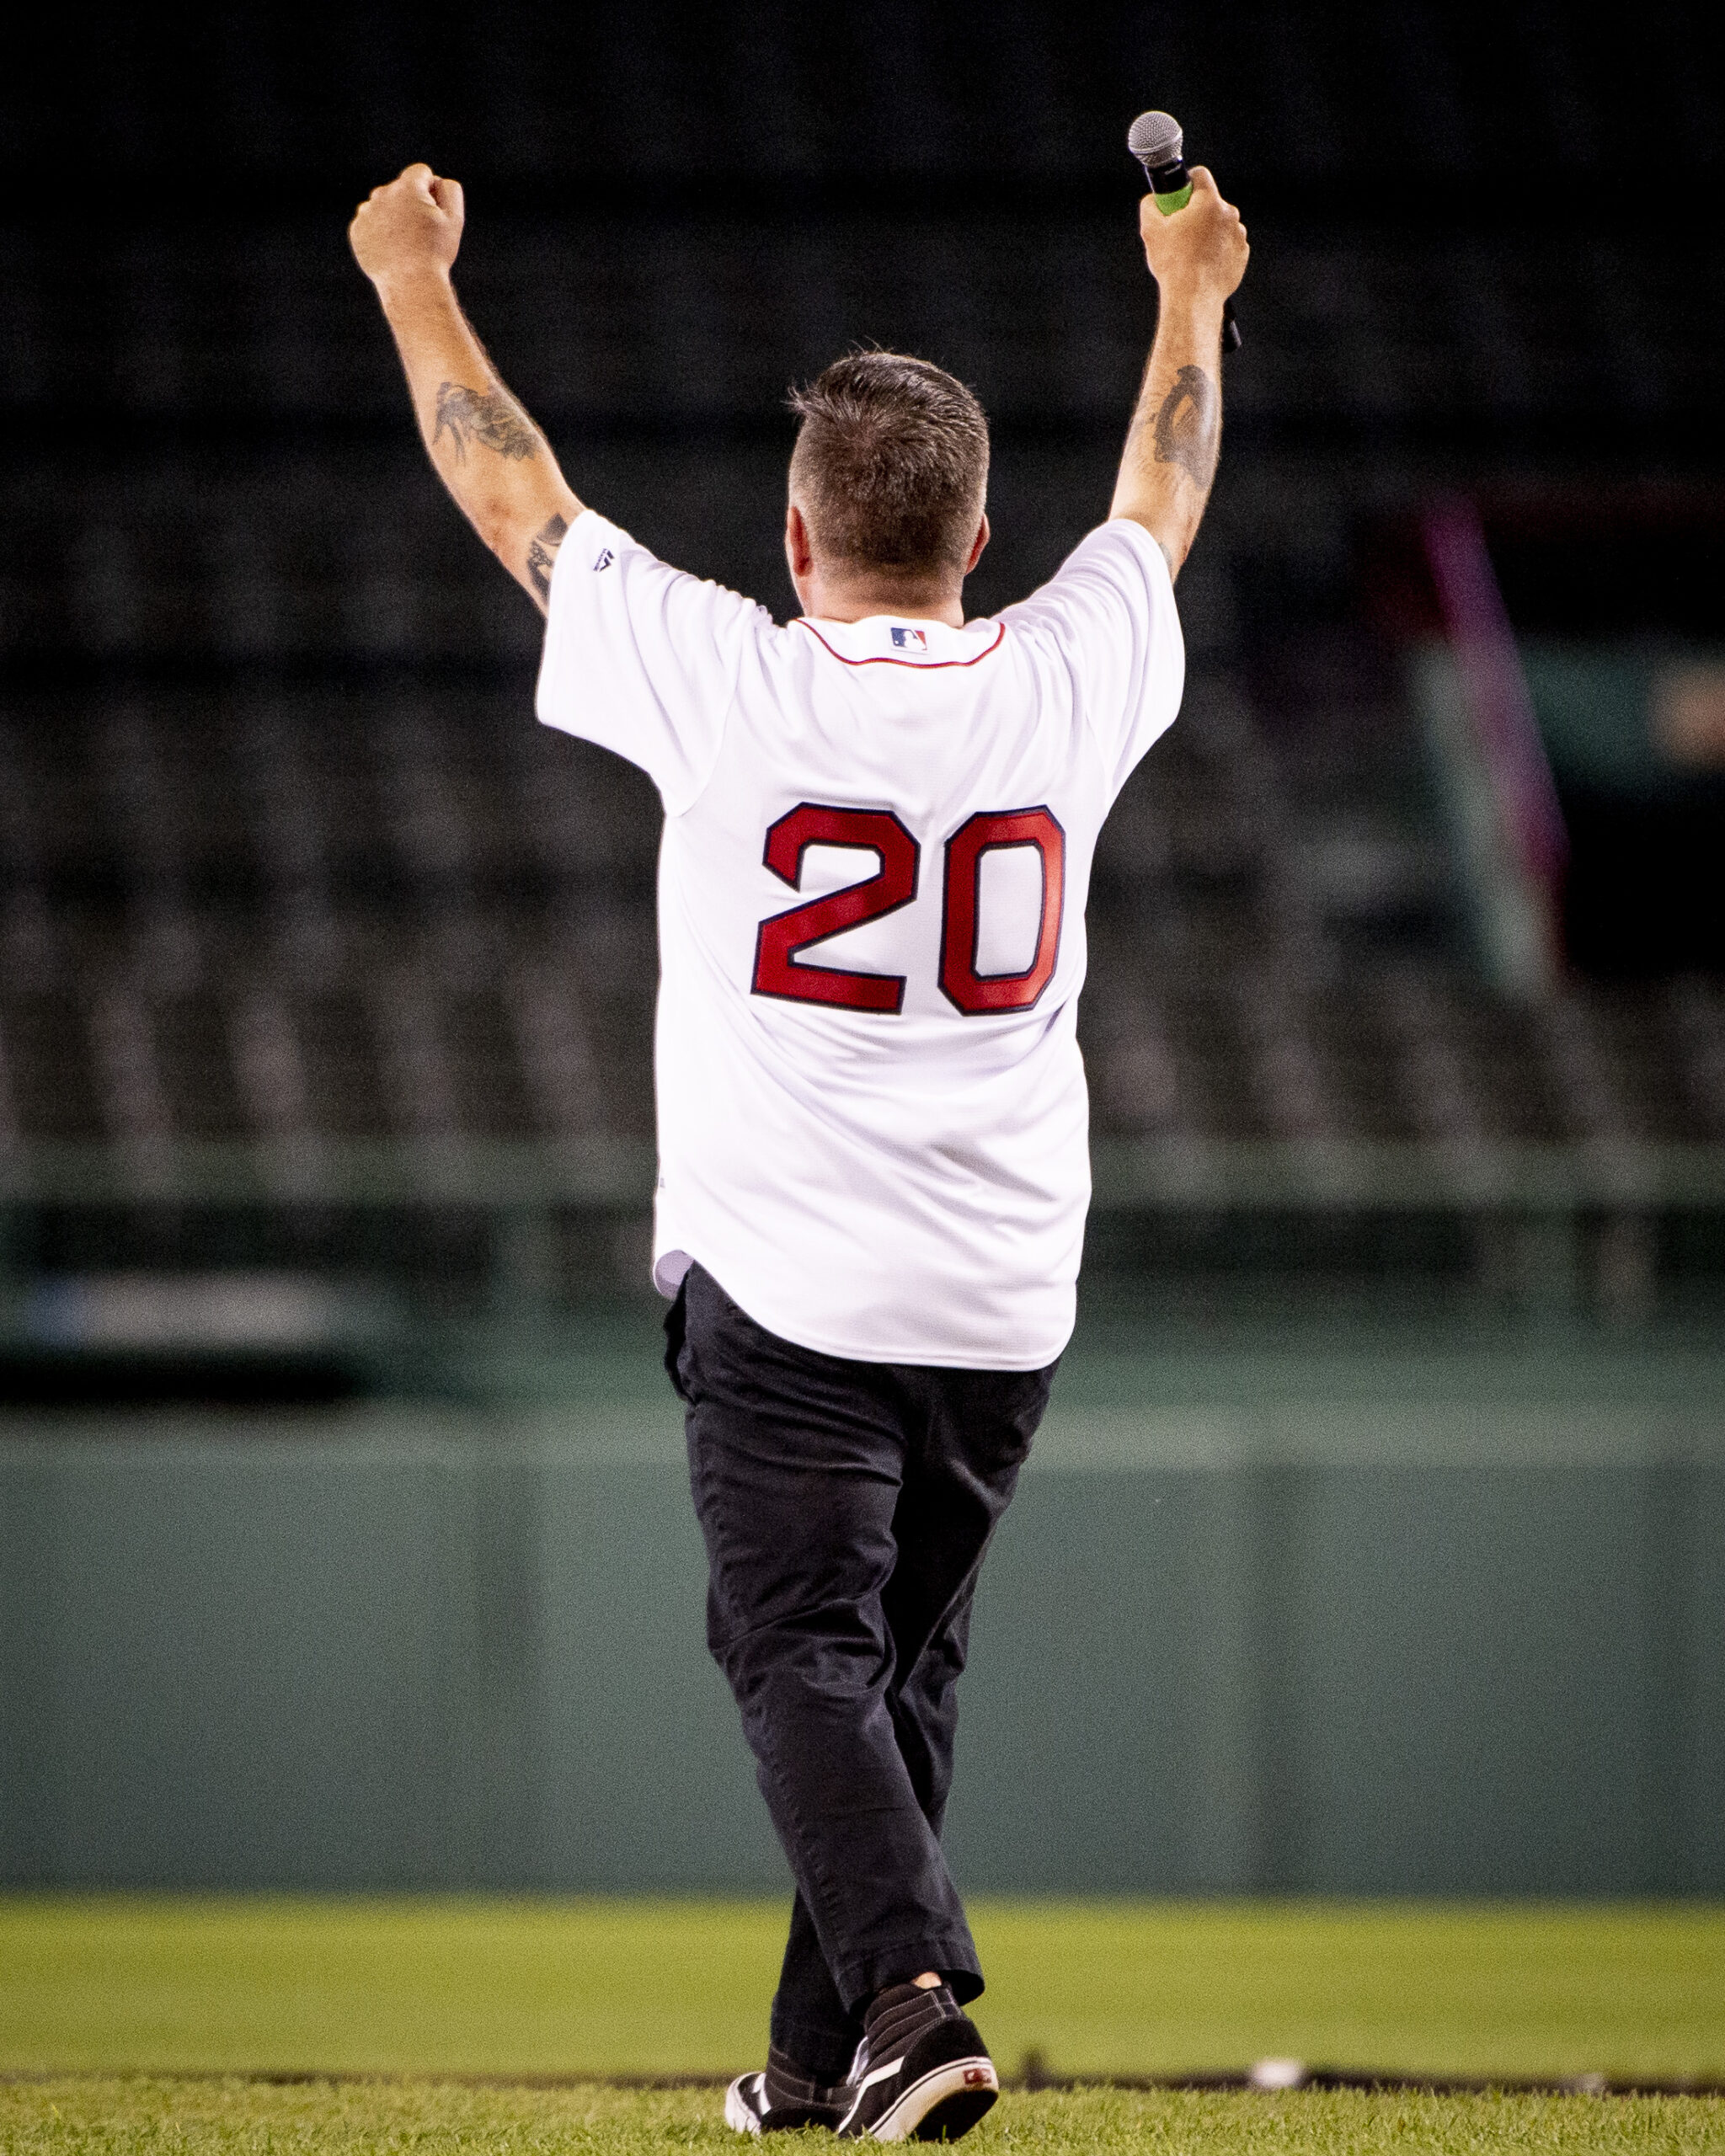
left=660, top=1243, right=1073, bottom=1372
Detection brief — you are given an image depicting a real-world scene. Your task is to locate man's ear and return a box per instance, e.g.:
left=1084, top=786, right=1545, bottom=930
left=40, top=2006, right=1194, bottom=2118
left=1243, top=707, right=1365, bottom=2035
left=963, top=511, right=991, bottom=575
left=785, top=501, right=816, bottom=580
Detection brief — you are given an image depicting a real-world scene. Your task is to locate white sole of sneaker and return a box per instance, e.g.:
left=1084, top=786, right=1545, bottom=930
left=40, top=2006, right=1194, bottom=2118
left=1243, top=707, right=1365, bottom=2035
left=863, top=2056, right=999, bottom=2142
left=724, top=2075, right=764, bottom=2135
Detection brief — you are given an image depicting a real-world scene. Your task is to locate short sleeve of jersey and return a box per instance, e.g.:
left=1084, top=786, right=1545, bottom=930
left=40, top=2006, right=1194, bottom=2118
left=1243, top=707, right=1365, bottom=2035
left=536, top=510, right=763, bottom=815
left=1001, top=519, right=1185, bottom=799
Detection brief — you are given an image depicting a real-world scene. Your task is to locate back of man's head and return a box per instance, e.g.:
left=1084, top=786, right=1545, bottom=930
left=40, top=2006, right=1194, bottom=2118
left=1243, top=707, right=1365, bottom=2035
left=788, top=353, right=989, bottom=584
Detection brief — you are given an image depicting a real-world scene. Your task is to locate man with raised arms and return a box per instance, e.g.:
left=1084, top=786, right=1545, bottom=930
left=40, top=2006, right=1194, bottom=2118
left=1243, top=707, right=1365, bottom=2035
left=351, top=163, right=1247, bottom=2141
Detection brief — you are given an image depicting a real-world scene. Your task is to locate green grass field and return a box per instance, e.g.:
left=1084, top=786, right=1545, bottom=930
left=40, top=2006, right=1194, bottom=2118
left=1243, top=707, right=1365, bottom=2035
left=3, top=1897, right=1722, bottom=2152
left=4, top=2077, right=1725, bottom=2156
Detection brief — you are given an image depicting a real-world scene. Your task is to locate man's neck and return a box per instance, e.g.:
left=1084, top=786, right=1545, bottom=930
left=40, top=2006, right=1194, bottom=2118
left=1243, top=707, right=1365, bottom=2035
left=804, top=581, right=965, bottom=629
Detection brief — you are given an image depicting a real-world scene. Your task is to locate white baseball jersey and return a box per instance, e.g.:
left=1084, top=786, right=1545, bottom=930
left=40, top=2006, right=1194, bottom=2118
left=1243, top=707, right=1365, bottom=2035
left=537, top=509, right=1183, bottom=1369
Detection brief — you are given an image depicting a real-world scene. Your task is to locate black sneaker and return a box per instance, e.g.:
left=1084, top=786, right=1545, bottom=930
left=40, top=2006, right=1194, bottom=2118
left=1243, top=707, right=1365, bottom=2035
left=834, top=1982, right=998, bottom=2142
left=725, top=2043, right=850, bottom=2135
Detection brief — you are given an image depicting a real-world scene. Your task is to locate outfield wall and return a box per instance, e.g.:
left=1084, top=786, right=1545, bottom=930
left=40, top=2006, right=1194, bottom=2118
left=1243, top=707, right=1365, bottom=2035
left=3, top=1380, right=1723, bottom=1894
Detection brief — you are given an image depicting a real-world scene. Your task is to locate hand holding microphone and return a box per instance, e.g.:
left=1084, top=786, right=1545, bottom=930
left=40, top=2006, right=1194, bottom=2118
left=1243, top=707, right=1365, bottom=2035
left=1128, top=112, right=1247, bottom=354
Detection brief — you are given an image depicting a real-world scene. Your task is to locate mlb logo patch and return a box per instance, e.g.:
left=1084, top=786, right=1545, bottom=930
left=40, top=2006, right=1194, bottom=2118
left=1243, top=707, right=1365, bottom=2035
left=890, top=626, right=927, bottom=651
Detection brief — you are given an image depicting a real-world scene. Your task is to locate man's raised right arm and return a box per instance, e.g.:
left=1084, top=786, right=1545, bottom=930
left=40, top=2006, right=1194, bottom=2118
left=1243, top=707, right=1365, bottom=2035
left=350, top=164, right=581, bottom=615
left=1109, top=167, right=1249, bottom=582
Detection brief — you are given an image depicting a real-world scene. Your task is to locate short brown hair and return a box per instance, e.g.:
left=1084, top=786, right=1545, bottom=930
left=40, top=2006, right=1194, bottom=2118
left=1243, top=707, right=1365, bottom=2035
left=788, top=352, right=989, bottom=579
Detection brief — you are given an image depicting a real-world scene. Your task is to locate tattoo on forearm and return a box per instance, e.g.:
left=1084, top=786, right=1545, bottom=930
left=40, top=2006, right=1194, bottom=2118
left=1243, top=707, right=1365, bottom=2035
left=1150, top=364, right=1219, bottom=490
left=526, top=513, right=569, bottom=601
left=432, top=381, right=540, bottom=463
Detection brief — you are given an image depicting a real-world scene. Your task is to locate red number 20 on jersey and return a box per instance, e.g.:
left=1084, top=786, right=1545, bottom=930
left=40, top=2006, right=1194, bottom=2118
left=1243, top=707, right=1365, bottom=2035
left=751, top=803, right=1065, bottom=1017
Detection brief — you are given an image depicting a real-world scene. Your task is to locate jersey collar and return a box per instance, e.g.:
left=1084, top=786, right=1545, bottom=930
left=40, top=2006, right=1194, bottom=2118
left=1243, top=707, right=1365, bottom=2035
left=794, top=615, right=1006, bottom=670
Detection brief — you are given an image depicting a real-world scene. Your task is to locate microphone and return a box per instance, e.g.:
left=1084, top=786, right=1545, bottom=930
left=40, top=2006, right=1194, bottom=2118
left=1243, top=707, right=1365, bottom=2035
left=1127, top=109, right=1242, bottom=355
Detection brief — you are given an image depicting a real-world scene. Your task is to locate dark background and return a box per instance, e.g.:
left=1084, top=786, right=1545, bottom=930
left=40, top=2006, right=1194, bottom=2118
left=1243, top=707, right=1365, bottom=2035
left=2, top=0, right=1723, bottom=1321
left=3, top=0, right=1725, bottom=1903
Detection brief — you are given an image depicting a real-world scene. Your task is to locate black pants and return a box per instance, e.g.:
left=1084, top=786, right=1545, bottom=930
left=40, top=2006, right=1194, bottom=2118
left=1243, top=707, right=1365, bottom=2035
left=666, top=1262, right=1055, bottom=2080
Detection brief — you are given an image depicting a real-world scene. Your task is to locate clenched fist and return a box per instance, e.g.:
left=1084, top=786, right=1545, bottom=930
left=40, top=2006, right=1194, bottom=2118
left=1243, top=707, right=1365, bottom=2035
left=350, top=163, right=465, bottom=291
left=1137, top=166, right=1248, bottom=302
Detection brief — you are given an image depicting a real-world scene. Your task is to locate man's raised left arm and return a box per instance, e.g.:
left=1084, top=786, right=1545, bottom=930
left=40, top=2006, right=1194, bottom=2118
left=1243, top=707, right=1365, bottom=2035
left=1109, top=167, right=1248, bottom=582
left=350, top=164, right=580, bottom=614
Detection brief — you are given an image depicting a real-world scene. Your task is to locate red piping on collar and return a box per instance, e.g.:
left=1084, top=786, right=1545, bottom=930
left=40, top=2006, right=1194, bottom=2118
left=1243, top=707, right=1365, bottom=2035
left=793, top=618, right=1007, bottom=669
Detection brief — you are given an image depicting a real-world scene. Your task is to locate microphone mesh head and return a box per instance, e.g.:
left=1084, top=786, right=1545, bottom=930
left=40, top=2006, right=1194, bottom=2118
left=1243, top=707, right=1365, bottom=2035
left=1127, top=110, right=1183, bottom=168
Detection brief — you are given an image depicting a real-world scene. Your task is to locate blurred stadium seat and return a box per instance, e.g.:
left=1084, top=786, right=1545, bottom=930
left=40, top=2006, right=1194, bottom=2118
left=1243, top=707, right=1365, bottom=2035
left=3, top=0, right=1722, bottom=1908
left=2, top=0, right=1722, bottom=1346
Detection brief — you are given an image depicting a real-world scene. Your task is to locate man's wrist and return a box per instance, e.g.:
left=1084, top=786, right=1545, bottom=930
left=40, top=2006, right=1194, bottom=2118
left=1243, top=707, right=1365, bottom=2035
left=371, top=263, right=456, bottom=316
left=1151, top=275, right=1228, bottom=321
